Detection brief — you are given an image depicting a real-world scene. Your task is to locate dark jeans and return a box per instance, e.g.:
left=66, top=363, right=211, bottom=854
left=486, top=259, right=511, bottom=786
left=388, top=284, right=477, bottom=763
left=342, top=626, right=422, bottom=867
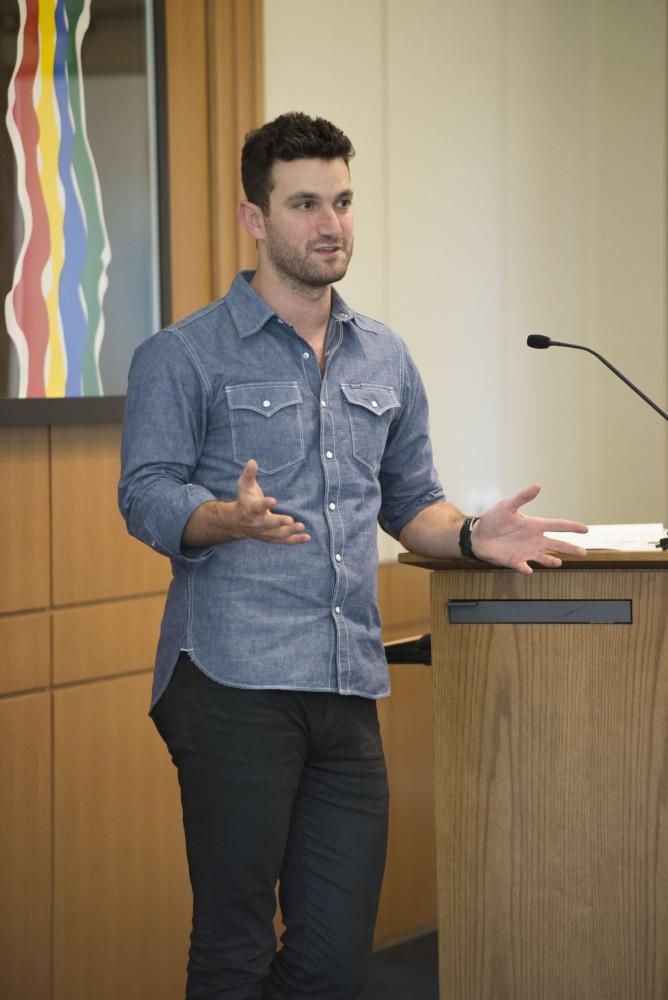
left=152, top=654, right=389, bottom=1000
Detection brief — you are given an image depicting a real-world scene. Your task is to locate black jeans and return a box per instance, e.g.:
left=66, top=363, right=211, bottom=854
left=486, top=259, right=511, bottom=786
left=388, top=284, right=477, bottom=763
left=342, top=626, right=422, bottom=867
left=152, top=654, right=389, bottom=999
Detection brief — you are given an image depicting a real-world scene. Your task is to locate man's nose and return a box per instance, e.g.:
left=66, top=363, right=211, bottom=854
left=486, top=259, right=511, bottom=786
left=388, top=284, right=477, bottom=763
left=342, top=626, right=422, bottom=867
left=316, top=205, right=342, bottom=235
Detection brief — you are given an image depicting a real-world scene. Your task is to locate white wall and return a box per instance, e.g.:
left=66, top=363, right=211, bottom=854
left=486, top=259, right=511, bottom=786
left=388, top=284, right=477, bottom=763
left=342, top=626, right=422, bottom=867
left=264, top=0, right=667, bottom=558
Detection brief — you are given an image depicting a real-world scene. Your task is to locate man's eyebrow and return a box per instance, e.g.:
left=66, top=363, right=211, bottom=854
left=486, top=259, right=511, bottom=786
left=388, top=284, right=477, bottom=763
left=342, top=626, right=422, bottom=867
left=285, top=189, right=354, bottom=203
left=285, top=191, right=319, bottom=202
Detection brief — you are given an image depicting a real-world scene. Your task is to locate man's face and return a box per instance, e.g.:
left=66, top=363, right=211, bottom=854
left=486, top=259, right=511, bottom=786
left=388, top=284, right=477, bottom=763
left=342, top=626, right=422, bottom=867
left=260, top=157, right=354, bottom=289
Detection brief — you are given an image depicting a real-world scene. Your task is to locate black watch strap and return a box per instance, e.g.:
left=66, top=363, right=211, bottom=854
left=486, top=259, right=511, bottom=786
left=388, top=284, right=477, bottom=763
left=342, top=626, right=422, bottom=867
left=459, top=517, right=482, bottom=561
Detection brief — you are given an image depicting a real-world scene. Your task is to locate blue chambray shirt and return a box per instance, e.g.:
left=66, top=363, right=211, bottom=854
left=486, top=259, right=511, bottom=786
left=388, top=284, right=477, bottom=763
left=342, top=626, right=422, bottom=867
left=119, top=272, right=445, bottom=709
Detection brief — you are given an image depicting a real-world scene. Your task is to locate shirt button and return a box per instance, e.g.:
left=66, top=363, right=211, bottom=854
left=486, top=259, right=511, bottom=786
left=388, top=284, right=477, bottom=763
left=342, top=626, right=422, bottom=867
left=303, top=351, right=310, bottom=359
left=371, top=399, right=378, bottom=408
left=335, top=553, right=342, bottom=562
left=329, top=502, right=336, bottom=511
left=262, top=399, right=271, bottom=408
left=335, top=606, right=341, bottom=614
left=325, top=450, right=333, bottom=459
left=321, top=400, right=327, bottom=408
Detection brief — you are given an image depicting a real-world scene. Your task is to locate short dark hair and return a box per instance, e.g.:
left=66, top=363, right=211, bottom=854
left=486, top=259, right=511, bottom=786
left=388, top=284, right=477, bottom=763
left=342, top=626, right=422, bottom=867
left=241, top=112, right=355, bottom=212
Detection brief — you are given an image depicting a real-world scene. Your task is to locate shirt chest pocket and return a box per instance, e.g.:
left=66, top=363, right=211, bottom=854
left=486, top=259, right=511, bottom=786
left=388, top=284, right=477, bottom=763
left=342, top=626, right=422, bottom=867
left=340, top=384, right=401, bottom=473
left=226, top=382, right=305, bottom=474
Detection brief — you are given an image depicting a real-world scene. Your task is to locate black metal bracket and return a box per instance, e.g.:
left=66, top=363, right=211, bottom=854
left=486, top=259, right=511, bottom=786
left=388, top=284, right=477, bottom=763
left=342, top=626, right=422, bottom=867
left=384, top=634, right=432, bottom=665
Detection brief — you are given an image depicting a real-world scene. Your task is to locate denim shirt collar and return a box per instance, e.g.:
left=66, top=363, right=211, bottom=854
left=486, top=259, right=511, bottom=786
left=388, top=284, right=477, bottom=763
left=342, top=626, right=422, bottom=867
left=227, top=270, right=356, bottom=338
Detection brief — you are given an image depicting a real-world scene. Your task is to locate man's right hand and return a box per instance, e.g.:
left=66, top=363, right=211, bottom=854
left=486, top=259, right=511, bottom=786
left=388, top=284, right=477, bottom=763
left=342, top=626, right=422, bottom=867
left=181, top=460, right=311, bottom=548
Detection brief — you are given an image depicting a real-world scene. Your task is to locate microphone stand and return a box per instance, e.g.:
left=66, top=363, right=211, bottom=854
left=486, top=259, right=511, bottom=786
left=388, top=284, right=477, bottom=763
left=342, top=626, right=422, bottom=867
left=527, top=333, right=668, bottom=549
left=527, top=334, right=668, bottom=422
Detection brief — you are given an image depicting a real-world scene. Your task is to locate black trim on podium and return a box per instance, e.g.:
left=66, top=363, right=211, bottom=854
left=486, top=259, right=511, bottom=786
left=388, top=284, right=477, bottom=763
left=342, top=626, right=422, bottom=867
left=384, top=634, right=432, bottom=665
left=447, top=599, right=632, bottom=624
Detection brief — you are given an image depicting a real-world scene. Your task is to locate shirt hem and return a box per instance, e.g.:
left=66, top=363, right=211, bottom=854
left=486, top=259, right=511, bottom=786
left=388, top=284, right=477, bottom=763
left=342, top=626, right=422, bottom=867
left=183, top=649, right=391, bottom=700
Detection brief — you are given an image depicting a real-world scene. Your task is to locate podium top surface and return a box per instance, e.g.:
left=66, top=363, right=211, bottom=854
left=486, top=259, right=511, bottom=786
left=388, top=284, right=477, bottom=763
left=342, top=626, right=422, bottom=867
left=399, top=550, right=668, bottom=571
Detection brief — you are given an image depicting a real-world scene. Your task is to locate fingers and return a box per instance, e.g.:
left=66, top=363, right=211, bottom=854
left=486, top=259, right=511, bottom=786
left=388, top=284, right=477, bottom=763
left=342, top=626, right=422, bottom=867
left=511, top=545, right=585, bottom=573
left=267, top=516, right=308, bottom=538
left=509, top=560, right=534, bottom=576
left=509, top=552, right=561, bottom=575
left=530, top=552, right=564, bottom=569
left=247, top=495, right=277, bottom=516
left=277, top=532, right=311, bottom=544
left=264, top=523, right=311, bottom=544
left=237, top=460, right=269, bottom=515
left=236, top=460, right=310, bottom=545
left=503, top=483, right=541, bottom=513
left=543, top=539, right=588, bottom=558
left=540, top=519, right=589, bottom=535
left=238, top=458, right=259, bottom=487
left=246, top=509, right=311, bottom=544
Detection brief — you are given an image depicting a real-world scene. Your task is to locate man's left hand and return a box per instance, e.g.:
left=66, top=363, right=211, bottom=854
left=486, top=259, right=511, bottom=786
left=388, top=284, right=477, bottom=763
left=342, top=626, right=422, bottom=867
left=472, top=483, right=588, bottom=575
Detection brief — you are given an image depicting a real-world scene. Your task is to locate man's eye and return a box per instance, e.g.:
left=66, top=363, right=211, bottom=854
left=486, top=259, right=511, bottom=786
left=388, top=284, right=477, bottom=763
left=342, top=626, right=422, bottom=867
left=336, top=198, right=352, bottom=209
left=296, top=201, right=313, bottom=210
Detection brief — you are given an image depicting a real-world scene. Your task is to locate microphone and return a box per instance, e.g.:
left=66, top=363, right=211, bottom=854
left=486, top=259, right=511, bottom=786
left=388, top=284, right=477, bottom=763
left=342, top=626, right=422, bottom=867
left=527, top=334, right=668, bottom=422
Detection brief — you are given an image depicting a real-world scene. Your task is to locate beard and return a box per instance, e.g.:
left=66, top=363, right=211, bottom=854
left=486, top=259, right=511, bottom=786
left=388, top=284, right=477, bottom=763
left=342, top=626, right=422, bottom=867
left=263, top=224, right=354, bottom=290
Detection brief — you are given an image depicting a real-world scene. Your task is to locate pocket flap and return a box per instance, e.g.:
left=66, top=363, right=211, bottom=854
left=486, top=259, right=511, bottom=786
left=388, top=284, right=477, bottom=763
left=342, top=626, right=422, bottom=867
left=340, top=383, right=399, bottom=416
left=226, top=382, right=303, bottom=417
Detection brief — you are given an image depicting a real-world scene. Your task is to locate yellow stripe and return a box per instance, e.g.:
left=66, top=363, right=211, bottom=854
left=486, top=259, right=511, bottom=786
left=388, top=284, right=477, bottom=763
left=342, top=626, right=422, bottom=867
left=36, top=1, right=66, bottom=396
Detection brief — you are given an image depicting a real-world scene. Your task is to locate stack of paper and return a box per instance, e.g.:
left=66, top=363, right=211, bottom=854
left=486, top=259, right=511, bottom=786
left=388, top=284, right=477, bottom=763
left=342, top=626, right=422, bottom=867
left=545, top=523, right=666, bottom=552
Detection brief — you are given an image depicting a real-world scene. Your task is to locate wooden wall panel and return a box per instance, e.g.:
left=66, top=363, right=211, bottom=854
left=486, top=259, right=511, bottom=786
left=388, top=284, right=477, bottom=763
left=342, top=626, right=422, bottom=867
left=375, top=561, right=436, bottom=945
left=165, top=0, right=212, bottom=320
left=378, top=561, right=431, bottom=633
left=207, top=0, right=241, bottom=296
left=165, top=0, right=264, bottom=315
left=53, top=673, right=191, bottom=1000
left=0, top=694, right=52, bottom=1000
left=376, top=662, right=437, bottom=943
left=205, top=0, right=265, bottom=298
left=0, top=426, right=50, bottom=613
left=0, top=612, right=50, bottom=695
left=50, top=424, right=170, bottom=606
left=229, top=0, right=265, bottom=272
left=52, top=595, right=166, bottom=685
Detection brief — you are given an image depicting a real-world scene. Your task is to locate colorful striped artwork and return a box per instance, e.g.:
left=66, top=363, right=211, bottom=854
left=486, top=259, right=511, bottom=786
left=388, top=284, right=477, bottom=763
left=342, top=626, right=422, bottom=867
left=4, top=0, right=111, bottom=398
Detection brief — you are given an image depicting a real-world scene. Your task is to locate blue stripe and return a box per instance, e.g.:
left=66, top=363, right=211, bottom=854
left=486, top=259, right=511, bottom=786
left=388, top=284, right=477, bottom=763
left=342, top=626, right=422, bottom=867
left=54, top=0, right=89, bottom=396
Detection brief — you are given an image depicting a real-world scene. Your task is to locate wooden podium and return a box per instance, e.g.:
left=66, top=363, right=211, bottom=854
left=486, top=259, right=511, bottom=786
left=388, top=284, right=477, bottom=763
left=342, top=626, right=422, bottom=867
left=400, top=551, right=668, bottom=1000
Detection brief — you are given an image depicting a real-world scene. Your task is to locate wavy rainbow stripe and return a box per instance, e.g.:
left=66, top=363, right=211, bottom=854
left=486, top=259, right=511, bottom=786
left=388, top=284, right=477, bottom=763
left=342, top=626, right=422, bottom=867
left=4, top=0, right=111, bottom=398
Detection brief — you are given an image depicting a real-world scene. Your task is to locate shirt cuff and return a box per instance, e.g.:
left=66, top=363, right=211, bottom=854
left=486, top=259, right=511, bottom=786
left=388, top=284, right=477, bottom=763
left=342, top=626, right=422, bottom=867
left=380, top=488, right=447, bottom=541
left=144, top=483, right=218, bottom=563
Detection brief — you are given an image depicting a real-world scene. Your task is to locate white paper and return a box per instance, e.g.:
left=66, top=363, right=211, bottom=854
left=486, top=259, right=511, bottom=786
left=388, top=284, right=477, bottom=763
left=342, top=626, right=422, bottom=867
left=545, top=523, right=665, bottom=552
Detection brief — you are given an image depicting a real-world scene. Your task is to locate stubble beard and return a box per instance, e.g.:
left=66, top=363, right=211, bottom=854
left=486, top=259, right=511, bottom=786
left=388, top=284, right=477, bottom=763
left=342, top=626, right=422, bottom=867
left=264, top=229, right=354, bottom=293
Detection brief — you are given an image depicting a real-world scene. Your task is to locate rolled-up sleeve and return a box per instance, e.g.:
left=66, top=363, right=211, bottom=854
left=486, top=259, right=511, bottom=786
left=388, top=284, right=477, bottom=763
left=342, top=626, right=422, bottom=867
left=377, top=338, right=446, bottom=539
left=118, top=330, right=216, bottom=563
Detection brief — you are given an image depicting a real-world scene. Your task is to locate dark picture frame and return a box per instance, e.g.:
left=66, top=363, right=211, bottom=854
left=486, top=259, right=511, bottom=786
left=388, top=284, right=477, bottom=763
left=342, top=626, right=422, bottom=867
left=0, top=0, right=170, bottom=426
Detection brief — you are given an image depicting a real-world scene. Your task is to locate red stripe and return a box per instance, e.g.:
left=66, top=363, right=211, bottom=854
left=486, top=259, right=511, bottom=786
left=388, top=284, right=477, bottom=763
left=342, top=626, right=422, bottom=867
left=11, top=0, right=51, bottom=397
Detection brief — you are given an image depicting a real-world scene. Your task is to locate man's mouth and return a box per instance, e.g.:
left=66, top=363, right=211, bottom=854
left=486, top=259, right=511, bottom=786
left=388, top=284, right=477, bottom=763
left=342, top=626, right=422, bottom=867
left=313, top=244, right=343, bottom=255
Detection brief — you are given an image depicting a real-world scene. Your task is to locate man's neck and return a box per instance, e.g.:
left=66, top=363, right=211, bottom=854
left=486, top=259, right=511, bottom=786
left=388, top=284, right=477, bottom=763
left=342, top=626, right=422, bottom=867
left=250, top=266, right=332, bottom=347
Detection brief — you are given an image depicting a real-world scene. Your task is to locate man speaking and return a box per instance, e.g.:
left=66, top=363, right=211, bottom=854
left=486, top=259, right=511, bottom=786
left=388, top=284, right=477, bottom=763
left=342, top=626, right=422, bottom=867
left=119, top=112, right=587, bottom=999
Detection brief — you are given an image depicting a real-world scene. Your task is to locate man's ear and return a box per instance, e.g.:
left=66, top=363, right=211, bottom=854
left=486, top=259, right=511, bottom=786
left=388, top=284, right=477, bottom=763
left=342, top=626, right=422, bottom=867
left=238, top=201, right=266, bottom=240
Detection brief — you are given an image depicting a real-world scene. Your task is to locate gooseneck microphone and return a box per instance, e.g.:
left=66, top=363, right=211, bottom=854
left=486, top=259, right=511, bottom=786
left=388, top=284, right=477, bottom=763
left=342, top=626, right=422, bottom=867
left=527, top=334, right=668, bottom=422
